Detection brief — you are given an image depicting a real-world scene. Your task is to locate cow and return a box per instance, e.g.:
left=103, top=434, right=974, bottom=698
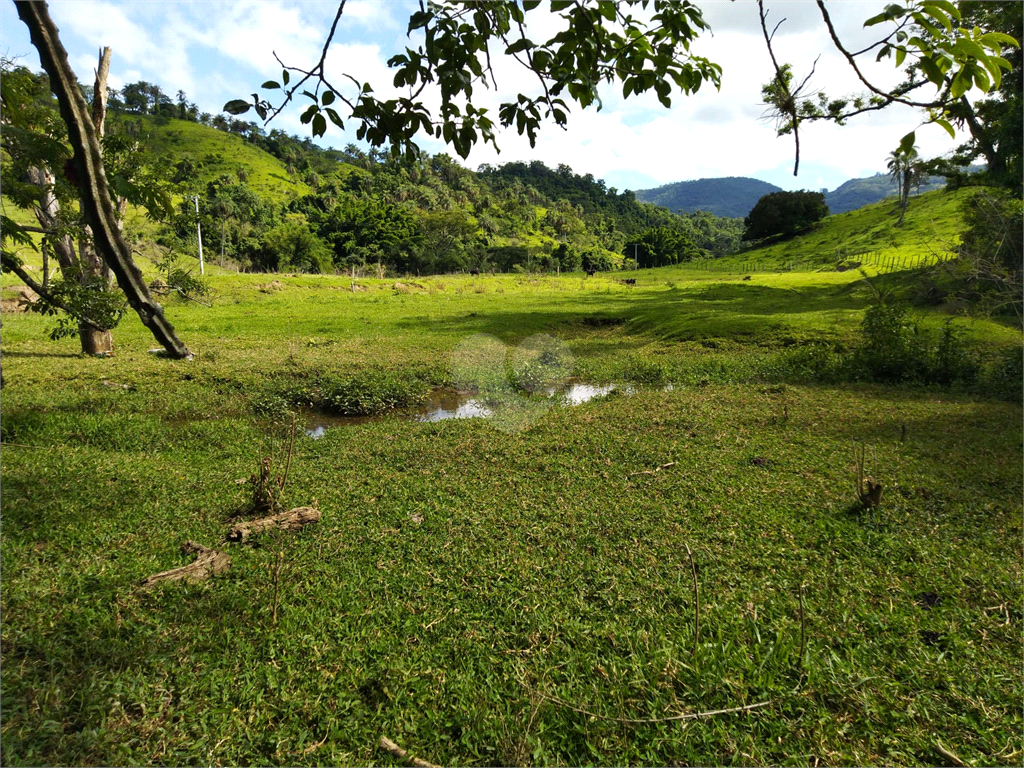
left=469, top=268, right=480, bottom=275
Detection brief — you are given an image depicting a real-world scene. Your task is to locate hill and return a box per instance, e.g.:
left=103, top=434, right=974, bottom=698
left=725, top=186, right=976, bottom=269
left=825, top=172, right=946, bottom=214
left=634, top=177, right=783, bottom=218
left=125, top=115, right=315, bottom=205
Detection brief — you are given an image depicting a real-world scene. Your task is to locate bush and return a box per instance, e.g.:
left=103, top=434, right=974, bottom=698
left=980, top=346, right=1023, bottom=402
left=581, top=249, right=614, bottom=272
left=743, top=191, right=828, bottom=240
left=259, top=221, right=333, bottom=273
left=851, top=297, right=978, bottom=385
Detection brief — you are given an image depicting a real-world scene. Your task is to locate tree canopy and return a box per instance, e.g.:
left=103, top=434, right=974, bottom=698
left=743, top=190, right=829, bottom=241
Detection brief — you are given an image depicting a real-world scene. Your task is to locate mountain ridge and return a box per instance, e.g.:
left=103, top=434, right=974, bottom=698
left=634, top=172, right=951, bottom=219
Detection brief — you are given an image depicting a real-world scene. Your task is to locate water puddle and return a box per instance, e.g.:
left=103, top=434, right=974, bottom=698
left=303, top=379, right=664, bottom=438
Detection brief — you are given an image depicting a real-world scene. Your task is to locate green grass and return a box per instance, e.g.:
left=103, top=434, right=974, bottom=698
left=1, top=262, right=1021, bottom=766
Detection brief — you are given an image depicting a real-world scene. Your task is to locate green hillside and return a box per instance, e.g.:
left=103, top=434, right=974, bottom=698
left=128, top=116, right=314, bottom=204
left=727, top=187, right=974, bottom=269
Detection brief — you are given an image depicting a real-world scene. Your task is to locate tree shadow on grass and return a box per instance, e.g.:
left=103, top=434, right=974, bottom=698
left=1, top=350, right=82, bottom=359
left=401, top=281, right=863, bottom=347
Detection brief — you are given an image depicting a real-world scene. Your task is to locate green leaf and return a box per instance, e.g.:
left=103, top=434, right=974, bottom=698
left=312, top=113, right=327, bottom=137
left=325, top=107, right=344, bottom=129
left=222, top=99, right=252, bottom=115
left=970, top=63, right=990, bottom=92
left=505, top=38, right=533, bottom=55
left=919, top=56, right=945, bottom=86
left=933, top=117, right=955, bottom=138
left=899, top=131, right=916, bottom=153
left=895, top=46, right=906, bottom=67
left=978, top=32, right=1020, bottom=49
left=300, top=104, right=318, bottom=124
left=920, top=0, right=959, bottom=22
left=261, top=80, right=280, bottom=90
left=864, top=4, right=905, bottom=27
left=321, top=90, right=335, bottom=105
left=282, top=70, right=290, bottom=85
left=949, top=68, right=971, bottom=99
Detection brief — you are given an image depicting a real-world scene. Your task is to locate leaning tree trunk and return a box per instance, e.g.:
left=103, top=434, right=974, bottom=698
left=16, top=1, right=192, bottom=359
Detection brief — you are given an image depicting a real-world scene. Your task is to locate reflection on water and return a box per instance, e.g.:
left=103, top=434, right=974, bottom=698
left=558, top=382, right=616, bottom=405
left=415, top=389, right=492, bottom=422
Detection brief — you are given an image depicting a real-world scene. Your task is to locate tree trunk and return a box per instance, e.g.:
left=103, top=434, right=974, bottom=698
left=79, top=325, right=113, bottom=356
left=16, top=1, right=192, bottom=360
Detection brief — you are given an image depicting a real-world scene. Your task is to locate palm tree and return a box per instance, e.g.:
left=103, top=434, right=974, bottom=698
left=887, top=146, right=920, bottom=225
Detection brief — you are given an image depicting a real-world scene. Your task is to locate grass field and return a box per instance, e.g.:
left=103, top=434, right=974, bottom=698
left=1, top=249, right=1022, bottom=767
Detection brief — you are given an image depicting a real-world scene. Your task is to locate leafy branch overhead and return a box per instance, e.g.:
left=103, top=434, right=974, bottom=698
left=758, top=0, right=1019, bottom=175
left=225, top=0, right=721, bottom=158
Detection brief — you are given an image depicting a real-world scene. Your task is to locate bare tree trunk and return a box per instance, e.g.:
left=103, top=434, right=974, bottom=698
left=16, top=1, right=192, bottom=360
left=73, top=45, right=114, bottom=356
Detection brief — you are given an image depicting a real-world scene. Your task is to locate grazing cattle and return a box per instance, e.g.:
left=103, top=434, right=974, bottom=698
left=742, top=275, right=752, bottom=281
left=623, top=278, right=636, bottom=285
left=586, top=269, right=596, bottom=277
left=469, top=268, right=480, bottom=275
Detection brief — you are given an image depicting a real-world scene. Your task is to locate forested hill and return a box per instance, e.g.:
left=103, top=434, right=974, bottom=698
left=125, top=113, right=744, bottom=274
left=4, top=66, right=745, bottom=276
left=635, top=177, right=783, bottom=218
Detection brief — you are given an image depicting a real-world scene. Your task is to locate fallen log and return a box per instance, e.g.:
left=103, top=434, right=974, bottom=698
left=141, top=541, right=231, bottom=588
left=227, top=506, right=321, bottom=543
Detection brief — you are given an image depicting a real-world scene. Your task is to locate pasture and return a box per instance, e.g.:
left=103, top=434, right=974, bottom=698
left=1, top=262, right=1021, bottom=766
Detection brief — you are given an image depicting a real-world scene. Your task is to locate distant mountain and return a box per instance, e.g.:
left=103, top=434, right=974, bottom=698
left=634, top=177, right=782, bottom=219
left=825, top=173, right=946, bottom=214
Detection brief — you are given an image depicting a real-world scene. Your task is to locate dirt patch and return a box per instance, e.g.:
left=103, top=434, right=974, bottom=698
left=1, top=285, right=39, bottom=313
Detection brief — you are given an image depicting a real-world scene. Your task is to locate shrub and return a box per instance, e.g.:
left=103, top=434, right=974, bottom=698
left=581, top=249, right=614, bottom=272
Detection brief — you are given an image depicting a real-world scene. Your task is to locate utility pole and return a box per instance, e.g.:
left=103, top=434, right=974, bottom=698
left=193, top=195, right=204, bottom=275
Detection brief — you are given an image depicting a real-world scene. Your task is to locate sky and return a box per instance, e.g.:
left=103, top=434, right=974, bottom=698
left=0, top=0, right=965, bottom=193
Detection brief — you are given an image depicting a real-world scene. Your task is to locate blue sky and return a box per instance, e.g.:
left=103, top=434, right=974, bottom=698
left=1, top=1, right=963, bottom=193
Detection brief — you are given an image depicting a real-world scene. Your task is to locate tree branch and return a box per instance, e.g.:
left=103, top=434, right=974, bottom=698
left=0, top=251, right=107, bottom=330
left=815, top=0, right=946, bottom=110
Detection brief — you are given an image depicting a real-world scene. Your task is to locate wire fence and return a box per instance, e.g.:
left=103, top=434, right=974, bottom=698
left=689, top=250, right=957, bottom=275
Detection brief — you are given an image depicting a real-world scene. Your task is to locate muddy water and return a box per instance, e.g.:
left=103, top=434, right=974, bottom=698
left=303, top=380, right=634, bottom=438
left=304, top=412, right=376, bottom=438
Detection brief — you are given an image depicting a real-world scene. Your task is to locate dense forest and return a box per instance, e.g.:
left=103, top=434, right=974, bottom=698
left=40, top=74, right=743, bottom=276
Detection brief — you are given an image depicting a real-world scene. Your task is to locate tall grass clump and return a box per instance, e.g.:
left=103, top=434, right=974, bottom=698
left=252, top=368, right=434, bottom=417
